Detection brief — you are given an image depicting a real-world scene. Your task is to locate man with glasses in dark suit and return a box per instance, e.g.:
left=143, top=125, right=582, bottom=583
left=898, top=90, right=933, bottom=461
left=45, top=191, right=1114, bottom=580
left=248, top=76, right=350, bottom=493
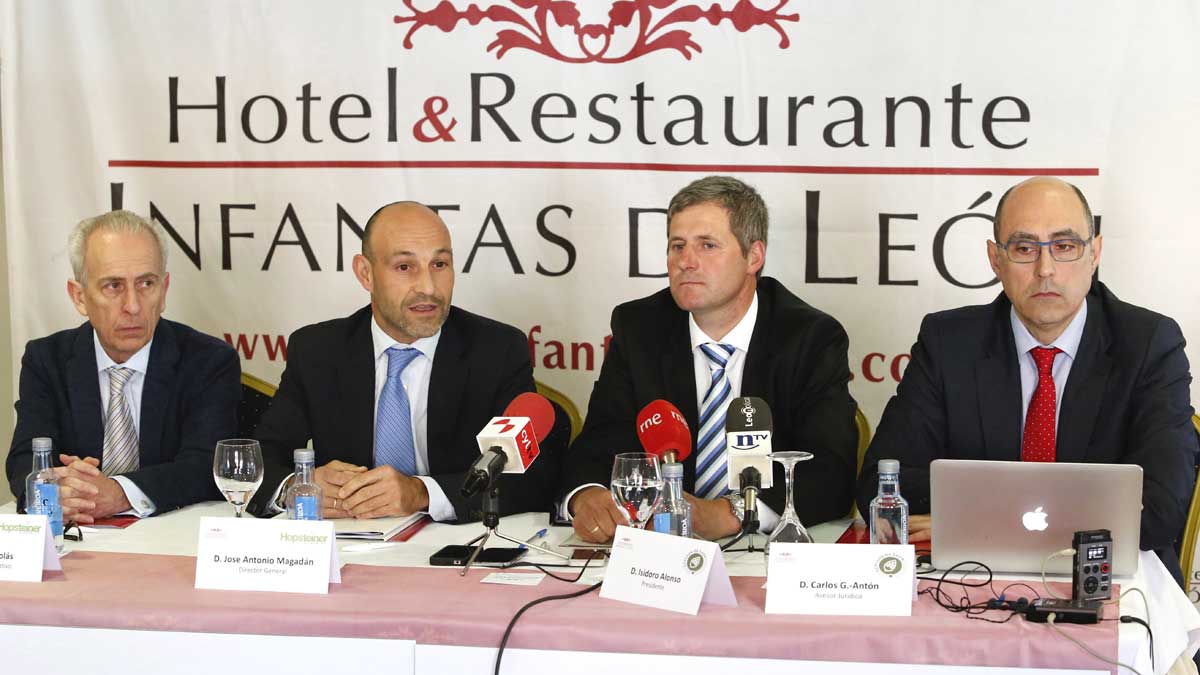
left=858, top=177, right=1197, bottom=584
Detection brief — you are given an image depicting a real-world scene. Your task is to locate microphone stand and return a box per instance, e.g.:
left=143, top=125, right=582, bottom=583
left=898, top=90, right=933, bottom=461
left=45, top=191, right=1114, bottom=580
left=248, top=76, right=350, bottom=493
left=460, top=474, right=569, bottom=577
left=723, top=467, right=762, bottom=553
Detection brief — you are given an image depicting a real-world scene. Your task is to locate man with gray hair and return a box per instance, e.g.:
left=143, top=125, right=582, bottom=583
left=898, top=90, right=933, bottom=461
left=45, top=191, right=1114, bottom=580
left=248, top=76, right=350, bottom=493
left=561, top=176, right=859, bottom=543
left=5, top=210, right=239, bottom=522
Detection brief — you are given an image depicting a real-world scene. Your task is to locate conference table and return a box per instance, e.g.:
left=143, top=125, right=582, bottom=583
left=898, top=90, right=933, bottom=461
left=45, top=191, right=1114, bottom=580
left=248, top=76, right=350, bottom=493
left=1, top=501, right=1197, bottom=675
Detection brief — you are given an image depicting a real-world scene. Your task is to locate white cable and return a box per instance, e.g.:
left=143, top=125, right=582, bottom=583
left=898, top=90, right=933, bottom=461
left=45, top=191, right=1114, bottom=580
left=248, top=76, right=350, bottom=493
left=1040, top=548, right=1076, bottom=600
left=1045, top=613, right=1144, bottom=675
left=1108, top=587, right=1153, bottom=669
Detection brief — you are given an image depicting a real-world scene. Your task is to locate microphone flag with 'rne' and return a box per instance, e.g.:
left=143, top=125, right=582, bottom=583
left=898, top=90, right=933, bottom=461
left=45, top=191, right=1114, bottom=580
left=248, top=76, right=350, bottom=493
left=725, top=396, right=774, bottom=491
left=636, top=399, right=692, bottom=465
left=461, top=392, right=556, bottom=497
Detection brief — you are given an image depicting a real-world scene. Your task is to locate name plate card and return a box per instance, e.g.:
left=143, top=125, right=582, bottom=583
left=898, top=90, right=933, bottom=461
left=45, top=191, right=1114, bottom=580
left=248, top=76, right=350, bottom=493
left=195, top=517, right=341, bottom=594
left=766, top=543, right=914, bottom=616
left=600, top=525, right=736, bottom=615
left=0, top=515, right=62, bottom=582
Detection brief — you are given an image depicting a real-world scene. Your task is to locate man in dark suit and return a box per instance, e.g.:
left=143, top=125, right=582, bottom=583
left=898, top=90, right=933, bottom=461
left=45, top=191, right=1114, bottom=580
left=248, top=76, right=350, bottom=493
left=563, top=176, right=858, bottom=543
left=249, top=202, right=565, bottom=522
left=858, top=177, right=1197, bottom=582
left=6, top=210, right=239, bottom=521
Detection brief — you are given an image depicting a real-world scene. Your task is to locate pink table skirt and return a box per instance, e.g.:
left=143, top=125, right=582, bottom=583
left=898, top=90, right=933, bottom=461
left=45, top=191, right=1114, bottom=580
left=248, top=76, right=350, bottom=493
left=0, top=551, right=1118, bottom=671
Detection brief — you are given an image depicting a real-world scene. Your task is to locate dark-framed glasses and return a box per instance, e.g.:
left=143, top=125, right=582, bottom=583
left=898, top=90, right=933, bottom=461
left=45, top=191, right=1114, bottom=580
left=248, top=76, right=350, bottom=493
left=64, top=521, right=83, bottom=542
left=997, top=237, right=1092, bottom=264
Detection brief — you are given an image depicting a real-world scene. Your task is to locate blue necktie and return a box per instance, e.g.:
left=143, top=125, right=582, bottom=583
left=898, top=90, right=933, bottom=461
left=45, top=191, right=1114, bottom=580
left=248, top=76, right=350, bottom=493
left=695, top=342, right=736, bottom=499
left=375, top=346, right=421, bottom=475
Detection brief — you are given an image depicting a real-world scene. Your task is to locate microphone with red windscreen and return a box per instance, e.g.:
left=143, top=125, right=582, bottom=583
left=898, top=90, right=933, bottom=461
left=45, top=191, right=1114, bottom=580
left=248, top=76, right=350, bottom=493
left=636, top=399, right=692, bottom=464
left=461, top=392, right=556, bottom=497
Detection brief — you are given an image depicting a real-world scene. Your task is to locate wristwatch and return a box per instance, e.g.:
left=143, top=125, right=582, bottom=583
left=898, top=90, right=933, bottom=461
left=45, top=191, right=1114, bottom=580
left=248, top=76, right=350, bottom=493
left=723, top=492, right=745, bottom=522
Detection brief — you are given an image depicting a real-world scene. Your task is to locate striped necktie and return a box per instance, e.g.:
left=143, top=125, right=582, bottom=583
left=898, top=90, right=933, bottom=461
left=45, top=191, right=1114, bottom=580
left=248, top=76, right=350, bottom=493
left=375, top=346, right=421, bottom=475
left=695, top=342, right=736, bottom=499
left=102, top=366, right=140, bottom=476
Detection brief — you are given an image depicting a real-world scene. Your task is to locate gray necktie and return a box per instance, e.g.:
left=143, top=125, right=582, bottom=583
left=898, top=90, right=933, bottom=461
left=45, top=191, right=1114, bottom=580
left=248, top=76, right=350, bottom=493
left=102, top=367, right=140, bottom=476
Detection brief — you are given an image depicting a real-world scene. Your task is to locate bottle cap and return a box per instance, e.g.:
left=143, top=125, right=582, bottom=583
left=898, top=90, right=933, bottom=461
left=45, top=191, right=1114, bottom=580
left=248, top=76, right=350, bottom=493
left=31, top=437, right=52, bottom=452
left=662, top=462, right=683, bottom=478
left=293, top=449, right=315, bottom=463
left=878, top=459, right=900, bottom=474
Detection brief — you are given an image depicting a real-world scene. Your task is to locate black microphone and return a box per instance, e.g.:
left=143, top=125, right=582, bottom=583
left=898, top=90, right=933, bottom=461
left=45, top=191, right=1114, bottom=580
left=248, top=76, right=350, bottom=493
left=724, top=396, right=774, bottom=532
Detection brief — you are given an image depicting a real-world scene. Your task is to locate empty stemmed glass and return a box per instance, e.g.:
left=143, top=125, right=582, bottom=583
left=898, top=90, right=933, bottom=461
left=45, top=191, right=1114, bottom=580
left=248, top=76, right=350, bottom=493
left=610, top=452, right=664, bottom=529
left=765, top=451, right=815, bottom=554
left=213, top=439, right=264, bottom=518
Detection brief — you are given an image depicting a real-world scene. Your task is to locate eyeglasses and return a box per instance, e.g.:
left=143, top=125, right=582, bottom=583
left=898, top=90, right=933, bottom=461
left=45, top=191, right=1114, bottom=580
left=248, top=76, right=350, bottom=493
left=996, top=237, right=1093, bottom=264
left=64, top=521, right=83, bottom=542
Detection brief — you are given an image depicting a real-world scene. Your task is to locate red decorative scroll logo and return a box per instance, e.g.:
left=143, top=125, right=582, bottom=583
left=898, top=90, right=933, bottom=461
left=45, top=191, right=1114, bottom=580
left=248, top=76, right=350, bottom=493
left=393, top=0, right=797, bottom=63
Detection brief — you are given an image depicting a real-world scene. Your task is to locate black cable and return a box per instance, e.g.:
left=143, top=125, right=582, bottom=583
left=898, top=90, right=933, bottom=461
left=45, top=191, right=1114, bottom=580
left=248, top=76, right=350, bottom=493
left=493, top=553, right=603, bottom=675
left=501, top=560, right=597, bottom=583
left=720, top=529, right=750, bottom=551
left=916, top=560, right=1028, bottom=624
left=991, top=581, right=1041, bottom=602
left=1121, top=615, right=1154, bottom=671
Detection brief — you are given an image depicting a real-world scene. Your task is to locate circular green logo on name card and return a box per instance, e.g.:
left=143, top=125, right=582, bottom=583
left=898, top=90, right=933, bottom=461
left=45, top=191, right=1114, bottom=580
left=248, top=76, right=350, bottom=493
left=876, top=555, right=904, bottom=576
left=686, top=551, right=706, bottom=573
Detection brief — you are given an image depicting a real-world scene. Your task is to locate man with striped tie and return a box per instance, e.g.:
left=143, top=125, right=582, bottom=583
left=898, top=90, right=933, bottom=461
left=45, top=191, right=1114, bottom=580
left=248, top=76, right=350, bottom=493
left=250, top=201, right=567, bottom=521
left=5, top=210, right=240, bottom=522
left=562, top=176, right=859, bottom=543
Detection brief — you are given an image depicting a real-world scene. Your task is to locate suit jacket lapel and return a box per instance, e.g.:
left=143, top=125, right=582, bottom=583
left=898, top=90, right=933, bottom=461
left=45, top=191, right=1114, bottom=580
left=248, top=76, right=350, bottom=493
left=138, top=321, right=178, bottom=466
left=659, top=309, right=700, bottom=487
left=427, top=310, right=467, bottom=475
left=661, top=315, right=699, bottom=435
left=741, top=287, right=772, bottom=397
left=67, top=325, right=105, bottom=460
left=338, top=309, right=377, bottom=468
left=1057, top=295, right=1111, bottom=462
left=977, top=298, right=1023, bottom=460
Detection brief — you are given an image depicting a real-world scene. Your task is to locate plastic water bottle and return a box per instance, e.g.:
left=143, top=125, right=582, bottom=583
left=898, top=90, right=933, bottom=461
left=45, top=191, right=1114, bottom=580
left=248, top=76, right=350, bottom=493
left=651, top=462, right=691, bottom=537
left=870, top=459, right=909, bottom=545
left=25, top=437, right=64, bottom=553
left=285, top=449, right=322, bottom=520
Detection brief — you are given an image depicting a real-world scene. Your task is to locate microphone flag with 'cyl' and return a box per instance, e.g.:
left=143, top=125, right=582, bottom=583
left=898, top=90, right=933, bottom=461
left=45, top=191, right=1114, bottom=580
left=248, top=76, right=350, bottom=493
left=461, top=392, right=556, bottom=497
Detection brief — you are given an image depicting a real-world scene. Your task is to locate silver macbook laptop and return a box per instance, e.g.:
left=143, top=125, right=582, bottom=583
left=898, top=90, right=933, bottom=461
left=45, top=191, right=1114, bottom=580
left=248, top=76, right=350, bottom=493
left=930, top=459, right=1142, bottom=575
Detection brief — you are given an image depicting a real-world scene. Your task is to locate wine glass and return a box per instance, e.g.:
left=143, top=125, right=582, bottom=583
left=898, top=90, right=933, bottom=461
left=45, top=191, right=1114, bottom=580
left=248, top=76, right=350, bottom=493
left=610, top=452, right=664, bottom=529
left=765, top=451, right=815, bottom=555
left=213, top=439, right=264, bottom=518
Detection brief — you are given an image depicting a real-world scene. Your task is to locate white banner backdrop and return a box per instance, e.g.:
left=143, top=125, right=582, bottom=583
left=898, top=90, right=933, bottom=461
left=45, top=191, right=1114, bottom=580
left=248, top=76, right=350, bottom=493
left=3, top=1, right=1199, bottom=436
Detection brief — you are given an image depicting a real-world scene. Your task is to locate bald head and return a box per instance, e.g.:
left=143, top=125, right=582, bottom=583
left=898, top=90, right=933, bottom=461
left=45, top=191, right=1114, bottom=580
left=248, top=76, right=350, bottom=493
left=362, top=201, right=449, bottom=261
left=994, top=177, right=1094, bottom=242
left=352, top=200, right=455, bottom=344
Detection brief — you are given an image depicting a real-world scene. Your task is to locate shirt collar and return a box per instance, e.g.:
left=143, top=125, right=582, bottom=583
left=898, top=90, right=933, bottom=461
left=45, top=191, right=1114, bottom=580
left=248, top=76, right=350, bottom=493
left=93, top=330, right=153, bottom=375
left=370, top=313, right=441, bottom=363
left=1010, top=299, right=1087, bottom=361
left=688, top=291, right=758, bottom=353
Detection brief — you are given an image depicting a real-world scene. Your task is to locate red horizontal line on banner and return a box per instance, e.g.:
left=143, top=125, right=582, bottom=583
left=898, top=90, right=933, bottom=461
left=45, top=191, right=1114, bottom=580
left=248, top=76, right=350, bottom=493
left=107, top=159, right=1099, bottom=176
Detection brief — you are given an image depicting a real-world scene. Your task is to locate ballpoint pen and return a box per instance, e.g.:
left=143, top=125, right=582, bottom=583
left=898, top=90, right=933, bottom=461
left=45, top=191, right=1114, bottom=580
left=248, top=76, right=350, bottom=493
left=518, top=528, right=548, bottom=550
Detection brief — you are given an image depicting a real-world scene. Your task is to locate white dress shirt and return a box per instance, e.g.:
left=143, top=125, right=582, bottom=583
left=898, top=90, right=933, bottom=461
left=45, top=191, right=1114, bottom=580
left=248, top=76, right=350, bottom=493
left=93, top=332, right=156, bottom=516
left=1011, top=300, right=1088, bottom=442
left=564, top=292, right=777, bottom=532
left=369, top=317, right=456, bottom=522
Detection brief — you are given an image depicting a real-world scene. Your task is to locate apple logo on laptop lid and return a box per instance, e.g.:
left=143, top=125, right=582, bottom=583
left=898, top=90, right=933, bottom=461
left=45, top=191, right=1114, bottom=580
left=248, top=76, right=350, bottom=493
left=1022, top=506, right=1049, bottom=531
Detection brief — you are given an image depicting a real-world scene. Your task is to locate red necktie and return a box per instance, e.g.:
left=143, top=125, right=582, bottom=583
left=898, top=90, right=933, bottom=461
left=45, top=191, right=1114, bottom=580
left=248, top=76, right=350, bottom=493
left=1021, top=346, right=1063, bottom=462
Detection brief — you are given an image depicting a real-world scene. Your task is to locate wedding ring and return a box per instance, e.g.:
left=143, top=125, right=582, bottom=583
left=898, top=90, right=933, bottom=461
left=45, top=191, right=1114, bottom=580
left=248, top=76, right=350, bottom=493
left=589, top=525, right=601, bottom=533
left=333, top=498, right=340, bottom=508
